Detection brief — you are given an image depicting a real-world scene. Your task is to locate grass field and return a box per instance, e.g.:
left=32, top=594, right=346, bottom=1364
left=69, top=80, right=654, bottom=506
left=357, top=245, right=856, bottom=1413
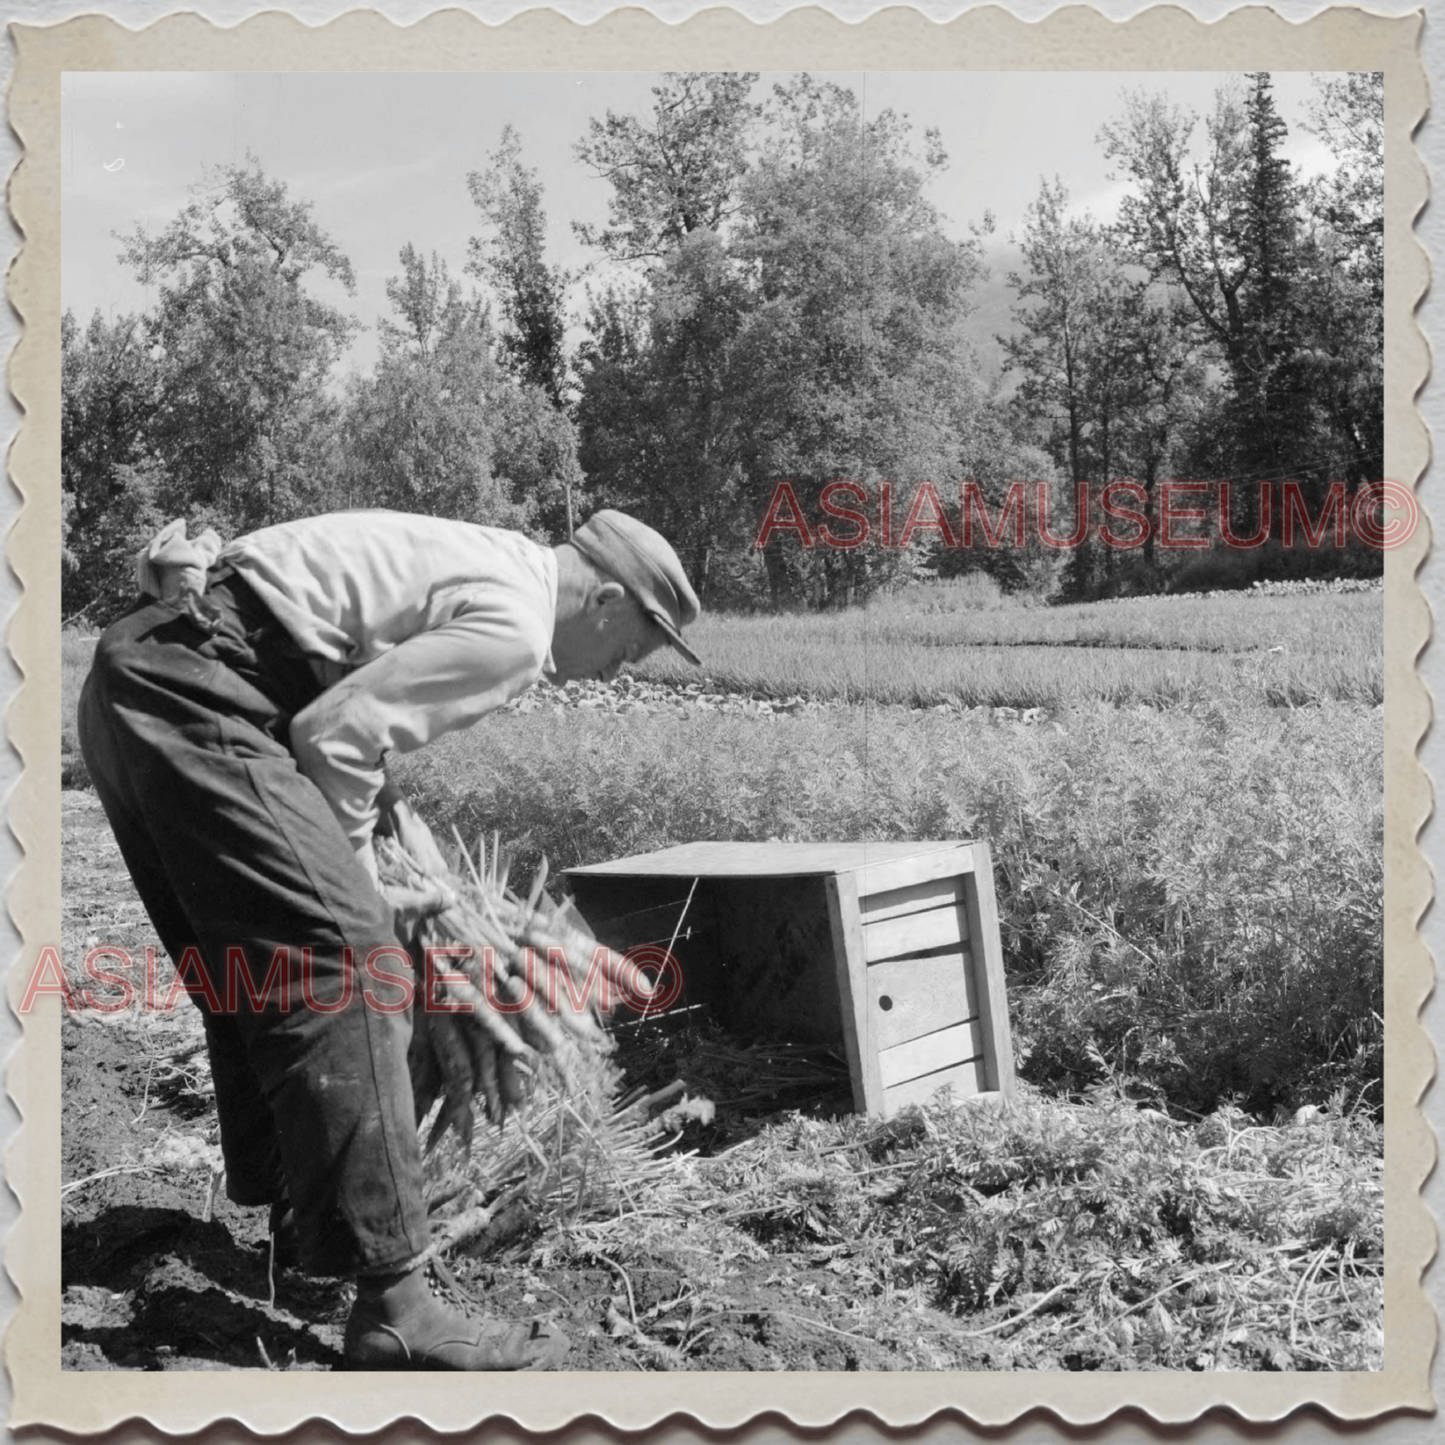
left=635, top=588, right=1383, bottom=706
left=60, top=584, right=1383, bottom=726
left=396, top=608, right=1385, bottom=1368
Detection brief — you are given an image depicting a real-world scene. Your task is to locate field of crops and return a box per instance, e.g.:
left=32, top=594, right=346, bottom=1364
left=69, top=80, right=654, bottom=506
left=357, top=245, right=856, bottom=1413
left=632, top=583, right=1384, bottom=707
left=59, top=581, right=1385, bottom=1371
left=399, top=670, right=1382, bottom=1122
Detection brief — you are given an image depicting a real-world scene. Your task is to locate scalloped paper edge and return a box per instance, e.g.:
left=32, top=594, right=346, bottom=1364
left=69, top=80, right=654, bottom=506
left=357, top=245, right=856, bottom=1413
left=4, top=4, right=1433, bottom=1433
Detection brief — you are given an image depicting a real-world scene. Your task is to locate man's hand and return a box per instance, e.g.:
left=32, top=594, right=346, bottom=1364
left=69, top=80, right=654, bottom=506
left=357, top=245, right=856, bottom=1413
left=384, top=880, right=456, bottom=944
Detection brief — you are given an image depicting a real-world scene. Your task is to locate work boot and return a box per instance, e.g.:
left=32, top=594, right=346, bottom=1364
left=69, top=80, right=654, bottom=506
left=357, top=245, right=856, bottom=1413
left=343, top=1256, right=569, bottom=1371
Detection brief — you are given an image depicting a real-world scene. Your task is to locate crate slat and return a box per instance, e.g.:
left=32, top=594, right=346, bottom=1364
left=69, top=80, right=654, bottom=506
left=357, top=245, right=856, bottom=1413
left=825, top=870, right=882, bottom=1113
left=962, top=841, right=1017, bottom=1102
left=571, top=840, right=962, bottom=878
left=884, top=1058, right=988, bottom=1113
left=867, top=951, right=977, bottom=1050
left=878, top=1017, right=987, bottom=1088
left=852, top=845, right=976, bottom=897
left=858, top=875, right=968, bottom=927
left=863, top=900, right=966, bottom=963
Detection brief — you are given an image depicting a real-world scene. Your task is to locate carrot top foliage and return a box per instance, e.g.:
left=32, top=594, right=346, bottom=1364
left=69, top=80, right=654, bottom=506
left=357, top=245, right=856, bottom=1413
left=397, top=691, right=1381, bottom=1121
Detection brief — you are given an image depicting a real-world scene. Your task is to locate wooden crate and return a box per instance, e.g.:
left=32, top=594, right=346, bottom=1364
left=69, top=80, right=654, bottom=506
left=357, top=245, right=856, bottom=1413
left=564, top=841, right=1015, bottom=1117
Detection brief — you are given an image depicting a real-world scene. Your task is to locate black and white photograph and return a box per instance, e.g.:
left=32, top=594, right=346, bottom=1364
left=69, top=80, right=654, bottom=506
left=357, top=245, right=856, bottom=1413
left=48, top=58, right=1391, bottom=1380
left=3, top=0, right=1423, bottom=1429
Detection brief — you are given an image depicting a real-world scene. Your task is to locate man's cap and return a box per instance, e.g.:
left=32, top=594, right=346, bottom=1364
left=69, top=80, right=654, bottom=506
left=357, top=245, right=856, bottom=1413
left=571, top=509, right=702, bottom=666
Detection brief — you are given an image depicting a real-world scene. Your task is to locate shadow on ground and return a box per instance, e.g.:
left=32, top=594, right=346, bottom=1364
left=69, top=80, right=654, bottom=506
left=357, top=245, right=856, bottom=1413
left=62, top=1205, right=346, bottom=1371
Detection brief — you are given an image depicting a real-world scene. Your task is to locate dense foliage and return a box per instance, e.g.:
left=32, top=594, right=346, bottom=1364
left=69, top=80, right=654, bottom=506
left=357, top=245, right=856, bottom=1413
left=653, top=1089, right=1381, bottom=1370
left=392, top=690, right=1381, bottom=1122
left=62, top=74, right=1383, bottom=621
left=1095, top=75, right=1383, bottom=562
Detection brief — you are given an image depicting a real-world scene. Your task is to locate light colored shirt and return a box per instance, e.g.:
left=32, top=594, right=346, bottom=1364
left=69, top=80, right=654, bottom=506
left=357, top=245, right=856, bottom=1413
left=222, top=511, right=557, bottom=861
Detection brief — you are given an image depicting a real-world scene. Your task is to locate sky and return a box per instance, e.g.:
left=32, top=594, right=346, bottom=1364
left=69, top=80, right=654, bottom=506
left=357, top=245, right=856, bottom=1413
left=61, top=70, right=1339, bottom=379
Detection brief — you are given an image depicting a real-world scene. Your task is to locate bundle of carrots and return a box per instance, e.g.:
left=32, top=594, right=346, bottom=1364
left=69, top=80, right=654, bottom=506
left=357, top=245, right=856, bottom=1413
left=376, top=799, right=656, bottom=1155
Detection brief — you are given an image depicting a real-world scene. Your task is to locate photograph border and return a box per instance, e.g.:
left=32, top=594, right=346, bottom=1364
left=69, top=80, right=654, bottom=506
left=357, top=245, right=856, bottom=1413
left=5, top=4, right=1432, bottom=1433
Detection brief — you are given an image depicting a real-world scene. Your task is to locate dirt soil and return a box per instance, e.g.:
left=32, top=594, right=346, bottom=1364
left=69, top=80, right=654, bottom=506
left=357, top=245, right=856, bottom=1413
left=61, top=791, right=995, bottom=1372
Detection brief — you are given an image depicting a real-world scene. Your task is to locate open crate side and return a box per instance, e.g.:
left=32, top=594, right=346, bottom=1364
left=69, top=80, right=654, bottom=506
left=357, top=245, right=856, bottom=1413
left=567, top=872, right=849, bottom=1050
left=564, top=841, right=1014, bottom=1119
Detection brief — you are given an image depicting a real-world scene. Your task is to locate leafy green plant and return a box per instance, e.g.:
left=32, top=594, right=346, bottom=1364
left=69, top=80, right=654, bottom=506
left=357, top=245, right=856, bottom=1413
left=397, top=694, right=1381, bottom=1119
left=573, top=1084, right=1383, bottom=1370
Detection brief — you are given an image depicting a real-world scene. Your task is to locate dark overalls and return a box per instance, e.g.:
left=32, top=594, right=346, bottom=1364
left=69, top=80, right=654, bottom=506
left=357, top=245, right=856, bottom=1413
left=77, top=570, right=430, bottom=1277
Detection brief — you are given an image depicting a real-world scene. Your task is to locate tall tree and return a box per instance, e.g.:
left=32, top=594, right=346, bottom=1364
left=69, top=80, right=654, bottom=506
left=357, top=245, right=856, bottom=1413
left=1305, top=73, right=1382, bottom=297
left=573, top=73, right=761, bottom=596
left=1000, top=179, right=1099, bottom=501
left=1232, top=74, right=1309, bottom=477
left=576, top=231, right=752, bottom=601
left=733, top=77, right=984, bottom=607
left=1100, top=77, right=1317, bottom=537
left=467, top=126, right=571, bottom=409
left=61, top=309, right=165, bottom=620
left=1002, top=177, right=1216, bottom=594
left=342, top=245, right=535, bottom=530
left=116, top=156, right=356, bottom=535
left=575, top=74, right=991, bottom=610
left=1296, top=73, right=1384, bottom=495
left=1108, top=288, right=1210, bottom=574
left=1000, top=180, right=1142, bottom=594
left=574, top=73, right=760, bottom=264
